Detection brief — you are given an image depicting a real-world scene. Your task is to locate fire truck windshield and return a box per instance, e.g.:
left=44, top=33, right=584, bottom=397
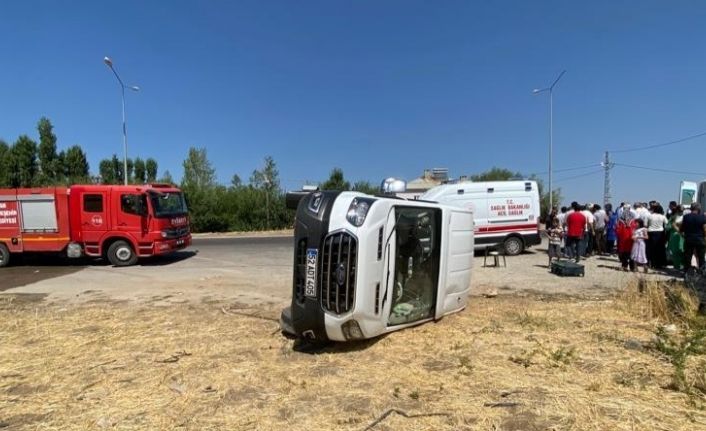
left=149, top=192, right=188, bottom=218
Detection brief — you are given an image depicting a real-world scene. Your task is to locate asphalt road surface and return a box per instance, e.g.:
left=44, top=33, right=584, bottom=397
left=0, top=235, right=295, bottom=305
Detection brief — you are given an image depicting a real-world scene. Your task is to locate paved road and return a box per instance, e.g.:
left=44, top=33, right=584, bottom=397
left=1, top=235, right=295, bottom=305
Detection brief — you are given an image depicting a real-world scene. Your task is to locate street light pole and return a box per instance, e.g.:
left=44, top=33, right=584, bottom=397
left=533, top=70, right=565, bottom=212
left=104, top=57, right=139, bottom=185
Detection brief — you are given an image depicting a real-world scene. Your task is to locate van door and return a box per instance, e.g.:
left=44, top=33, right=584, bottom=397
left=79, top=191, right=109, bottom=253
left=387, top=206, right=442, bottom=326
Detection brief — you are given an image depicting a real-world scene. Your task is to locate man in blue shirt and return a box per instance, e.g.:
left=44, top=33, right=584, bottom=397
left=681, top=203, right=706, bottom=272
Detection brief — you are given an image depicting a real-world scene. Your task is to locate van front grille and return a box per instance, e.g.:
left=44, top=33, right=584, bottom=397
left=321, top=232, right=357, bottom=314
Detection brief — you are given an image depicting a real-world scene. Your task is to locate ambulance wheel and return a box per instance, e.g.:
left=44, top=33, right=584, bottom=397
left=0, top=243, right=9, bottom=268
left=107, top=240, right=138, bottom=267
left=503, top=236, right=524, bottom=256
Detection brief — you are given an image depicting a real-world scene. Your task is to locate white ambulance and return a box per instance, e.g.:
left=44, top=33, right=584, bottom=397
left=420, top=180, right=541, bottom=255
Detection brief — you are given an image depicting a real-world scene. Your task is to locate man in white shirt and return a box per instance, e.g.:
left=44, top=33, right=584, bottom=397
left=593, top=204, right=607, bottom=255
left=635, top=203, right=650, bottom=226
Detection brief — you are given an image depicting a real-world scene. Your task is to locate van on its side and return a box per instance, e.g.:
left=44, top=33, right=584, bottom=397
left=420, top=180, right=541, bottom=255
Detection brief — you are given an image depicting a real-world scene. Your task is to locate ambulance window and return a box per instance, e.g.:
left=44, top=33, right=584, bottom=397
left=83, top=194, right=103, bottom=212
left=121, top=194, right=145, bottom=216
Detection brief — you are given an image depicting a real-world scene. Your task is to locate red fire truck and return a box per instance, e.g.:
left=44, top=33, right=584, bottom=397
left=0, top=184, right=191, bottom=267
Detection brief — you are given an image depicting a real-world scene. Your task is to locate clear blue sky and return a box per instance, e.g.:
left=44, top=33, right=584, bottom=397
left=2, top=1, right=705, bottom=205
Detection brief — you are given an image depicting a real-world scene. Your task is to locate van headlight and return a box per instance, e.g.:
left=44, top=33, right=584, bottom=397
left=346, top=198, right=375, bottom=227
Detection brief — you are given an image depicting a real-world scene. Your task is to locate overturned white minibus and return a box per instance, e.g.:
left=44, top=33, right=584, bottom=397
left=280, top=188, right=474, bottom=342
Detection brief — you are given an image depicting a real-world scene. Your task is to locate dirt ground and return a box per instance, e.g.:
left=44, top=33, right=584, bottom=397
left=1, top=285, right=705, bottom=431
left=0, top=238, right=702, bottom=430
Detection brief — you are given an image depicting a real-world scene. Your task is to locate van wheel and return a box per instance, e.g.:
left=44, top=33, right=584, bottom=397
left=503, top=237, right=524, bottom=256
left=0, top=243, right=10, bottom=268
left=107, top=240, right=138, bottom=267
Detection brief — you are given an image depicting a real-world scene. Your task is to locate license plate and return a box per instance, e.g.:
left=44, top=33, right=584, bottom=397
left=176, top=239, right=185, bottom=246
left=305, top=249, right=318, bottom=298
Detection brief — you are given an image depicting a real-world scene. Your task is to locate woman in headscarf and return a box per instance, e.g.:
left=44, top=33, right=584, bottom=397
left=615, top=205, right=637, bottom=271
left=666, top=205, right=685, bottom=270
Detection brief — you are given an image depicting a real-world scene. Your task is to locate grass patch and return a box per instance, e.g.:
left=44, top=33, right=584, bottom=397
left=620, top=278, right=706, bottom=401
left=1, top=294, right=705, bottom=430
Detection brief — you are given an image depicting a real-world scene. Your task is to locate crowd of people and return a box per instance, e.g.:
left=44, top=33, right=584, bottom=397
left=544, top=200, right=706, bottom=274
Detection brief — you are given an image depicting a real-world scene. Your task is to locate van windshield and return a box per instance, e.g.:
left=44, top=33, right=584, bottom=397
left=388, top=206, right=441, bottom=326
left=149, top=192, right=188, bottom=218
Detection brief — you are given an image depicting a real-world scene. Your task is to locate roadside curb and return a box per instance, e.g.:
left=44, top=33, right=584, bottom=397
left=191, top=230, right=294, bottom=240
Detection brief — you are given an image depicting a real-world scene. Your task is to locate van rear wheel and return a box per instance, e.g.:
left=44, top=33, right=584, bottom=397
left=0, top=243, right=10, bottom=267
left=107, top=240, right=138, bottom=267
left=503, top=236, right=524, bottom=256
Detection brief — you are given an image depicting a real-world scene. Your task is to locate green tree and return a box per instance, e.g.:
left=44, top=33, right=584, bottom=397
left=64, top=145, right=90, bottom=184
left=145, top=158, right=158, bottom=183
left=126, top=158, right=134, bottom=183
left=99, top=159, right=115, bottom=184
left=249, top=156, right=279, bottom=190
left=353, top=180, right=378, bottom=195
left=321, top=167, right=350, bottom=191
left=470, top=167, right=522, bottom=182
left=528, top=174, right=562, bottom=219
left=0, top=140, right=11, bottom=187
left=11, top=135, right=39, bottom=187
left=249, top=156, right=281, bottom=230
left=37, top=117, right=61, bottom=184
left=158, top=170, right=174, bottom=185
left=133, top=157, right=146, bottom=184
left=111, top=154, right=124, bottom=184
left=180, top=148, right=225, bottom=232
left=182, top=148, right=216, bottom=189
left=230, top=174, right=242, bottom=189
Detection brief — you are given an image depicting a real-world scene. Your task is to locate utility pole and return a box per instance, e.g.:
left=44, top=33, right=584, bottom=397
left=533, top=70, right=566, bottom=211
left=602, top=151, right=613, bottom=206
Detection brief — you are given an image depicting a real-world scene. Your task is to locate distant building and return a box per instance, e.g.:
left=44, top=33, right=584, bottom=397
left=399, top=168, right=451, bottom=199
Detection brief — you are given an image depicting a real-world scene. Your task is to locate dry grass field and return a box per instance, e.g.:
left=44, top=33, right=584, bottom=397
left=1, top=280, right=705, bottom=431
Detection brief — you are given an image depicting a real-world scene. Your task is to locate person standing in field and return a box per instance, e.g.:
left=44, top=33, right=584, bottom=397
left=632, top=219, right=649, bottom=273
left=666, top=205, right=684, bottom=270
left=593, top=204, right=607, bottom=255
left=646, top=204, right=668, bottom=269
left=566, top=202, right=587, bottom=263
left=580, top=204, right=595, bottom=257
left=546, top=218, right=563, bottom=269
left=606, top=206, right=618, bottom=255
left=681, top=202, right=706, bottom=272
left=616, top=207, right=636, bottom=271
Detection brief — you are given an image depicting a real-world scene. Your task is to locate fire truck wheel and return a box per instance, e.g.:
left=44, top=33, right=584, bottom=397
left=0, top=243, right=9, bottom=268
left=503, top=236, right=524, bottom=256
left=107, top=240, right=138, bottom=267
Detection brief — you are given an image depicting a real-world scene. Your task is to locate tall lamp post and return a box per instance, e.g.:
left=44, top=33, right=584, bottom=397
left=533, top=70, right=565, bottom=212
left=103, top=56, right=140, bottom=185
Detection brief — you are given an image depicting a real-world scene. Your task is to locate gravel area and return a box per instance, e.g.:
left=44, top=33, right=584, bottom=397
left=472, top=238, right=678, bottom=297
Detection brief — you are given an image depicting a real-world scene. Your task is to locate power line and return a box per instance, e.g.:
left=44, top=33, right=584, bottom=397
left=613, top=162, right=706, bottom=176
left=530, top=163, right=602, bottom=176
left=610, top=130, right=706, bottom=153
left=554, top=169, right=604, bottom=183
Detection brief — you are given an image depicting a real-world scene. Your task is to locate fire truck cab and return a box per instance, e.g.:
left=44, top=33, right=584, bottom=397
left=0, top=184, right=191, bottom=267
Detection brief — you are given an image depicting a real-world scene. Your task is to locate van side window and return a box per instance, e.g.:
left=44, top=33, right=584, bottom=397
left=83, top=194, right=103, bottom=212
left=121, top=194, right=144, bottom=216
